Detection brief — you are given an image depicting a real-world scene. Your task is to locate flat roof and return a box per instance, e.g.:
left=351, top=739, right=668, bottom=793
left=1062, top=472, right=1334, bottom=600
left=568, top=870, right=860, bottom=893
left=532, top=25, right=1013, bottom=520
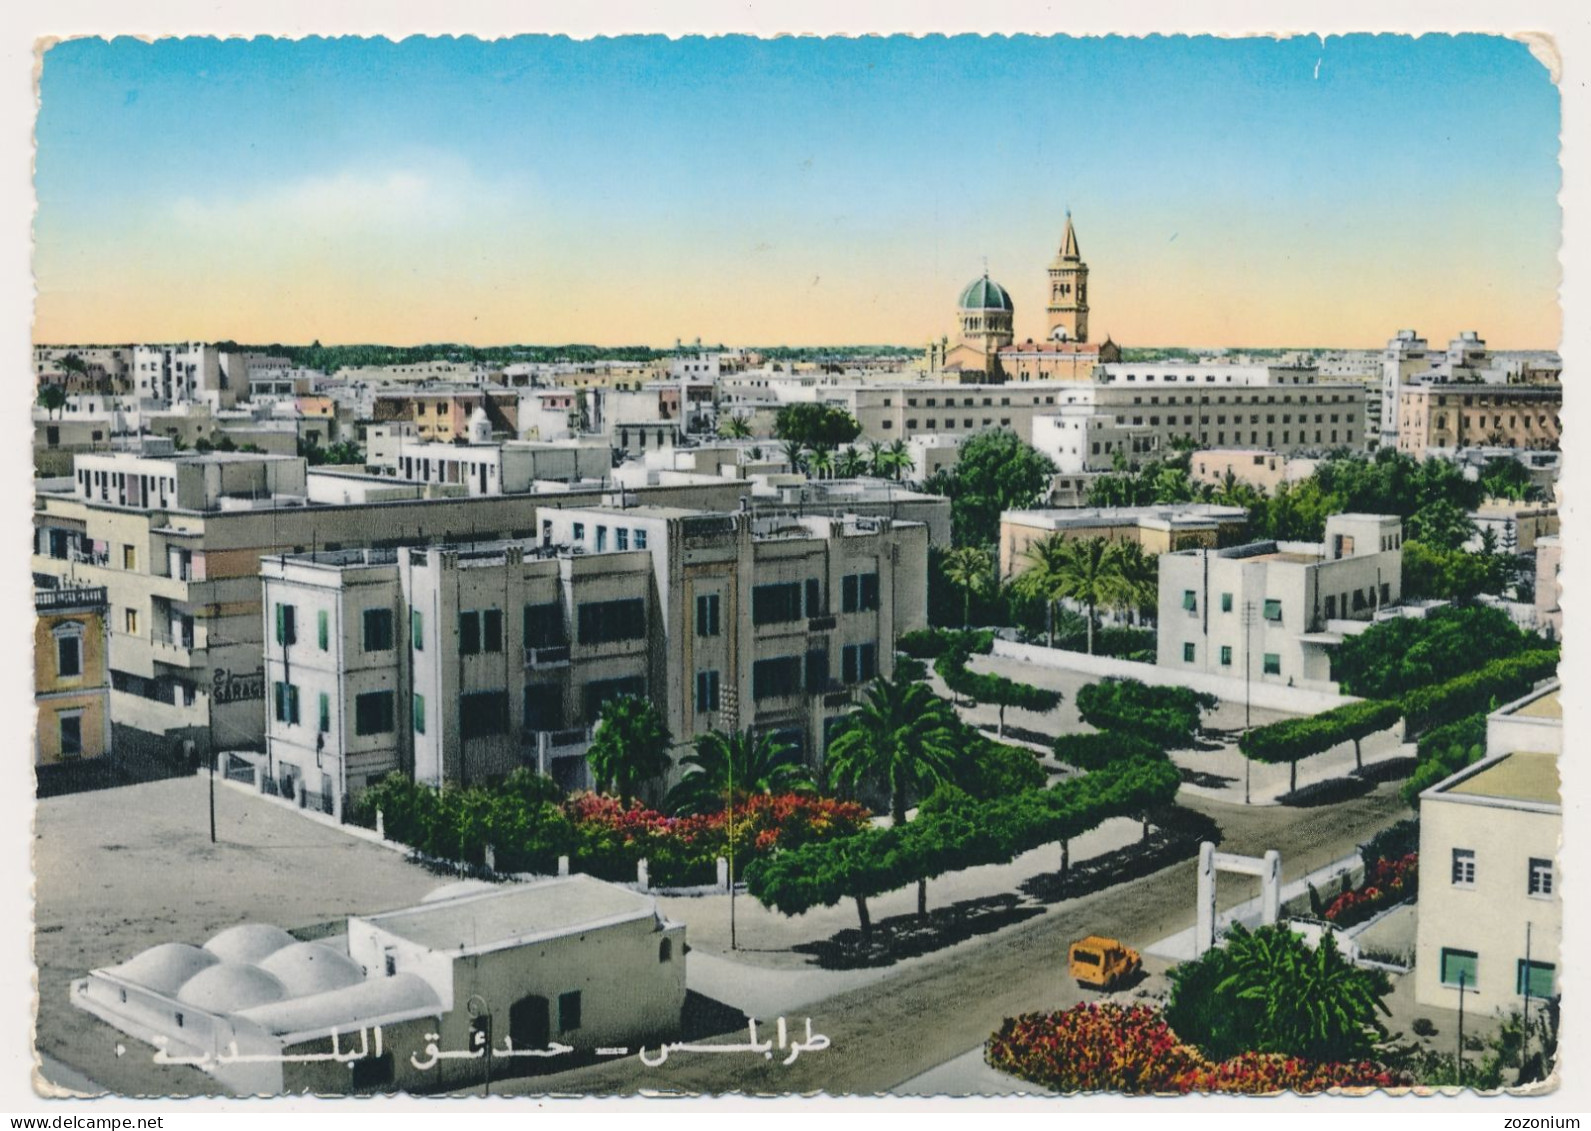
left=360, top=875, right=657, bottom=954
left=1443, top=750, right=1560, bottom=806
left=1247, top=550, right=1322, bottom=565
left=1510, top=689, right=1561, bottom=720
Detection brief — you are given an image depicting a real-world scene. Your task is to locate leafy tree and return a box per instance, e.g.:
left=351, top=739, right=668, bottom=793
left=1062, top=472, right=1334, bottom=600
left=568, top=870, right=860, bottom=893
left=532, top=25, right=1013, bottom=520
left=1239, top=698, right=1403, bottom=789
left=773, top=403, right=861, bottom=450
left=1075, top=678, right=1217, bottom=748
left=1400, top=540, right=1508, bottom=602
left=1332, top=605, right=1531, bottom=700
left=1400, top=649, right=1559, bottom=736
left=1479, top=457, right=1540, bottom=503
left=1166, top=923, right=1392, bottom=1062
left=37, top=382, right=66, bottom=418
left=1051, top=730, right=1160, bottom=772
left=925, top=429, right=1056, bottom=546
left=665, top=728, right=813, bottom=817
left=586, top=695, right=673, bottom=808
left=941, top=545, right=995, bottom=628
left=933, top=637, right=1062, bottom=738
left=1405, top=499, right=1477, bottom=551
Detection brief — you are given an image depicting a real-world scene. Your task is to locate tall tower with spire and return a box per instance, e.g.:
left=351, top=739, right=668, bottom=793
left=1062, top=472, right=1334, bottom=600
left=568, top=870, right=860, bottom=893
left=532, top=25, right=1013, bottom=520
left=1046, top=211, right=1089, bottom=343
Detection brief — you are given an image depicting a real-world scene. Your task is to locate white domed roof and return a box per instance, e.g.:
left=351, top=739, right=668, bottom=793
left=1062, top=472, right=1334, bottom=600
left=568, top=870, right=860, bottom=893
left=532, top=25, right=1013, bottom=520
left=203, top=923, right=296, bottom=965
left=109, top=942, right=219, bottom=995
left=176, top=962, right=288, bottom=1013
left=256, top=942, right=364, bottom=998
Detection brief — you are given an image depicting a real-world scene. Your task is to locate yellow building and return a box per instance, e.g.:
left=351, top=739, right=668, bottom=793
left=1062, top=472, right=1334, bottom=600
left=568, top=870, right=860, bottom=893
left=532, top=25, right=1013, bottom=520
left=35, top=585, right=113, bottom=777
left=1396, top=383, right=1562, bottom=456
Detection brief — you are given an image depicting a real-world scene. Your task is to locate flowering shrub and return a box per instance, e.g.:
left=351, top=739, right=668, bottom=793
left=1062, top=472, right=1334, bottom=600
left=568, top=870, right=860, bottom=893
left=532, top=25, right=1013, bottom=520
left=1324, top=853, right=1418, bottom=927
left=986, top=1004, right=1404, bottom=1095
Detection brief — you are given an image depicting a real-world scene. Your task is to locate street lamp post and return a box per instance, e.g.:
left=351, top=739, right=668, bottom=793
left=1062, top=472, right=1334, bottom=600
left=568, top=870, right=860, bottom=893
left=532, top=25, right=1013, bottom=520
left=467, top=994, right=492, bottom=1096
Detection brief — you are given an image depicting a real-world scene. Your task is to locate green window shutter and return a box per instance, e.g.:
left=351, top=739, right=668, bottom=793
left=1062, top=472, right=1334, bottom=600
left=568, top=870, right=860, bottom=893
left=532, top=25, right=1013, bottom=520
left=318, top=692, right=330, bottom=733
left=1441, top=949, right=1479, bottom=989
left=318, top=609, right=329, bottom=650
left=1182, top=589, right=1197, bottom=611
left=411, top=609, right=424, bottom=651
left=413, top=693, right=426, bottom=735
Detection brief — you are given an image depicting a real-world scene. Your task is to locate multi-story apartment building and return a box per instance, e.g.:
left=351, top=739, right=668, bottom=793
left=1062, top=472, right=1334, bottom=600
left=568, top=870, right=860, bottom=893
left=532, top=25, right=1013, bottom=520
left=1033, top=366, right=1367, bottom=474
left=364, top=416, right=612, bottom=494
left=1189, top=449, right=1318, bottom=495
left=1156, top=514, right=1403, bottom=689
left=820, top=381, right=1084, bottom=446
left=257, top=506, right=928, bottom=812
left=1000, top=504, right=1250, bottom=581
left=131, top=343, right=246, bottom=411
left=370, top=388, right=520, bottom=443
left=34, top=345, right=135, bottom=394
left=1415, top=682, right=1560, bottom=1017
left=35, top=584, right=113, bottom=787
left=31, top=449, right=753, bottom=769
left=1395, top=383, right=1562, bottom=457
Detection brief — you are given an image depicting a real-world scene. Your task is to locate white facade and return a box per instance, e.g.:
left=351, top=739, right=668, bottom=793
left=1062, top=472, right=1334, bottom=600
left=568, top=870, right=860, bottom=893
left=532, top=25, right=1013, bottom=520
left=1415, top=684, right=1561, bottom=1017
left=1156, top=514, right=1403, bottom=689
left=366, top=436, right=613, bottom=495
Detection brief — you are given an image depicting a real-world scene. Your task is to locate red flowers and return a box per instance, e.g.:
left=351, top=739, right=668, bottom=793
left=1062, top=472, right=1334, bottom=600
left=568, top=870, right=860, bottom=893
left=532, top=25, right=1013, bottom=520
left=1324, top=853, right=1418, bottom=927
left=986, top=1004, right=1405, bottom=1095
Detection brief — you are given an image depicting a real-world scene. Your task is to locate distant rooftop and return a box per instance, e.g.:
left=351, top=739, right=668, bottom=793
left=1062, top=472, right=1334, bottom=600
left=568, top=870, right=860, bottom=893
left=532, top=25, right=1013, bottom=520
left=1441, top=750, right=1560, bottom=807
left=359, top=874, right=657, bottom=955
left=1510, top=688, right=1562, bottom=721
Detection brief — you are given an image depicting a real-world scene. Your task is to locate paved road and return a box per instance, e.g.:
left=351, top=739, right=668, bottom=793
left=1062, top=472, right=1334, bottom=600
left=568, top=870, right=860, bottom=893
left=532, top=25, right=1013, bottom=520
left=477, top=783, right=1411, bottom=1097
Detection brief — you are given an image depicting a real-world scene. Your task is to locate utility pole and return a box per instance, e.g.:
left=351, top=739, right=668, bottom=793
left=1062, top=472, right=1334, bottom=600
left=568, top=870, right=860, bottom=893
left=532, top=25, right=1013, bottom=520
left=722, top=683, right=740, bottom=952
left=1456, top=969, right=1467, bottom=1083
left=1241, top=600, right=1258, bottom=805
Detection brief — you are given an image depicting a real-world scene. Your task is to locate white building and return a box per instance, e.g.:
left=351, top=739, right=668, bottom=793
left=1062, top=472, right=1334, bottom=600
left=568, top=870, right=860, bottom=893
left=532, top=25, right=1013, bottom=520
left=259, top=505, right=929, bottom=805
left=1415, top=683, right=1560, bottom=1017
left=73, top=875, right=685, bottom=1095
left=1156, top=513, right=1403, bottom=689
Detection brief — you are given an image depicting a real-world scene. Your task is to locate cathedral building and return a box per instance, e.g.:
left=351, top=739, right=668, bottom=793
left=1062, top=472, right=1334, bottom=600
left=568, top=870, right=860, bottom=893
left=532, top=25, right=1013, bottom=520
left=925, top=212, right=1121, bottom=383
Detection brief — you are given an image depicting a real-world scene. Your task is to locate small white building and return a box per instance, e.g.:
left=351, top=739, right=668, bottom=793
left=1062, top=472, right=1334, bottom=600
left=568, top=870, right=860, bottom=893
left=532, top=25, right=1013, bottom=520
left=1414, top=684, right=1560, bottom=1018
left=1157, top=513, right=1403, bottom=689
left=72, top=875, right=686, bottom=1096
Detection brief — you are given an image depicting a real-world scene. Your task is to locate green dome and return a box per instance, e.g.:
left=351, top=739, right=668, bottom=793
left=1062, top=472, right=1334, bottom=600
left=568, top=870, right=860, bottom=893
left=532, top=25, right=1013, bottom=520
left=958, top=275, right=1014, bottom=313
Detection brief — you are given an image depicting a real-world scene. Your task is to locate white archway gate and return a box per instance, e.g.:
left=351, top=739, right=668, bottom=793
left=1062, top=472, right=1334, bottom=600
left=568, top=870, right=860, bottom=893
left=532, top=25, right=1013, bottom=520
left=1195, top=842, right=1281, bottom=956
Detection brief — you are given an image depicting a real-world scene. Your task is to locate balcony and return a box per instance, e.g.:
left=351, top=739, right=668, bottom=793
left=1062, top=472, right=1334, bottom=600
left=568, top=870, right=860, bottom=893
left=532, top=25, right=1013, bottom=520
left=524, top=726, right=594, bottom=774
left=524, top=644, right=571, bottom=669
left=35, top=586, right=107, bottom=613
left=151, top=627, right=199, bottom=667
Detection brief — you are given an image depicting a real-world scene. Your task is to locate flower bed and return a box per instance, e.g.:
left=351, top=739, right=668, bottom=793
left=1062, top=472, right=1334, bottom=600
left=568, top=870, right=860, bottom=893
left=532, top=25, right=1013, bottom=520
left=986, top=1004, right=1403, bottom=1095
left=1323, top=852, right=1418, bottom=928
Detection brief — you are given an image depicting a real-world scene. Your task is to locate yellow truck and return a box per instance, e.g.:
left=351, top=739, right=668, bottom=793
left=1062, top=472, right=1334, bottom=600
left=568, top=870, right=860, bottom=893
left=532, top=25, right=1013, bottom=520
left=1068, top=935, right=1141, bottom=991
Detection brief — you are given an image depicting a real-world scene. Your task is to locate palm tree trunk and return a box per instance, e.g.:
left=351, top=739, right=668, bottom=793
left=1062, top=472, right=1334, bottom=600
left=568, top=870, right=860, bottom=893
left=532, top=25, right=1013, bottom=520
left=1047, top=601, right=1055, bottom=649
left=1289, top=758, right=1298, bottom=796
left=892, top=790, right=908, bottom=828
left=1086, top=601, right=1096, bottom=654
left=963, top=588, right=971, bottom=631
left=1060, top=838, right=1070, bottom=883
left=997, top=703, right=1006, bottom=739
left=1353, top=737, right=1363, bottom=771
left=855, top=894, right=872, bottom=939
left=917, top=878, right=928, bottom=918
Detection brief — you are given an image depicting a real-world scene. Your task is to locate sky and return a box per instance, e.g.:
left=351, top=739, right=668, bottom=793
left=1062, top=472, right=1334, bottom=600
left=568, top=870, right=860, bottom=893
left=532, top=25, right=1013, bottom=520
left=31, top=34, right=1563, bottom=349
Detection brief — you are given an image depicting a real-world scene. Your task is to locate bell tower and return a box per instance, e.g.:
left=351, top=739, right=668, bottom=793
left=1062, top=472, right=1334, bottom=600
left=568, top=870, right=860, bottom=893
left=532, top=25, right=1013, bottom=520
left=1046, top=211, right=1089, bottom=343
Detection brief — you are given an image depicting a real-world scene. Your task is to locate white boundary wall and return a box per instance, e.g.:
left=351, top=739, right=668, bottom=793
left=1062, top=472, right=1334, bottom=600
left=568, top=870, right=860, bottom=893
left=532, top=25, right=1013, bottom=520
left=989, top=639, right=1356, bottom=715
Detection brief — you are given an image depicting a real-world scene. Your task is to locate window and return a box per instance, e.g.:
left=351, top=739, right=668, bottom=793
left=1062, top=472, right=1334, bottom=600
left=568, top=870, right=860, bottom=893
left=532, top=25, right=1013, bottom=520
left=578, top=598, right=646, bottom=644
left=274, top=681, right=301, bottom=725
left=1441, top=948, right=1479, bottom=989
left=753, top=656, right=803, bottom=700
left=411, top=610, right=424, bottom=651
left=483, top=609, right=503, bottom=652
left=841, top=642, right=878, bottom=685
left=615, top=528, right=629, bottom=551
left=461, top=691, right=509, bottom=739
left=806, top=578, right=823, bottom=617
left=1183, top=642, right=1196, bottom=662
left=572, top=522, right=585, bottom=541
left=1220, top=645, right=1232, bottom=667
left=1324, top=595, right=1337, bottom=619
left=1262, top=599, right=1282, bottom=622
left=524, top=602, right=564, bottom=648
left=459, top=610, right=481, bottom=654
left=274, top=603, right=296, bottom=645
left=525, top=683, right=563, bottom=731
left=659, top=938, right=673, bottom=962
left=318, top=692, right=331, bottom=733
left=595, top=526, right=607, bottom=552
left=1220, top=593, right=1233, bottom=613
left=122, top=545, right=136, bottom=571
left=1182, top=589, right=1197, bottom=612
left=56, top=635, right=81, bottom=679
left=354, top=691, right=395, bottom=736
left=842, top=573, right=881, bottom=613
left=696, top=593, right=721, bottom=637
left=584, top=676, right=646, bottom=722
left=696, top=670, right=721, bottom=712
left=363, top=608, right=394, bottom=652
left=1262, top=653, right=1281, bottom=676
left=752, top=582, right=804, bottom=625
left=1452, top=848, right=1476, bottom=887
left=58, top=713, right=83, bottom=758
left=412, top=693, right=425, bottom=735
left=1528, top=857, right=1554, bottom=897
left=558, top=990, right=582, bottom=1033
left=1517, top=960, right=1555, bottom=998
left=634, top=528, right=648, bottom=550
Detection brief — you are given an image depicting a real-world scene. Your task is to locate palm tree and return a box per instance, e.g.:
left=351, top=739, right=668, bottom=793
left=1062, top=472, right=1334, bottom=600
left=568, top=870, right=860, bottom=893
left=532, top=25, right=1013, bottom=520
left=835, top=446, right=867, bottom=478
left=1108, top=541, right=1159, bottom=627
left=807, top=446, right=834, bottom=481
left=665, top=728, right=813, bottom=816
left=942, top=545, right=994, bottom=629
left=1013, top=535, right=1120, bottom=653
left=780, top=438, right=808, bottom=475
left=825, top=676, right=964, bottom=926
left=718, top=414, right=752, bottom=439
left=37, top=382, right=66, bottom=419
left=883, top=439, right=914, bottom=481
left=864, top=439, right=886, bottom=477
left=586, top=695, right=672, bottom=809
